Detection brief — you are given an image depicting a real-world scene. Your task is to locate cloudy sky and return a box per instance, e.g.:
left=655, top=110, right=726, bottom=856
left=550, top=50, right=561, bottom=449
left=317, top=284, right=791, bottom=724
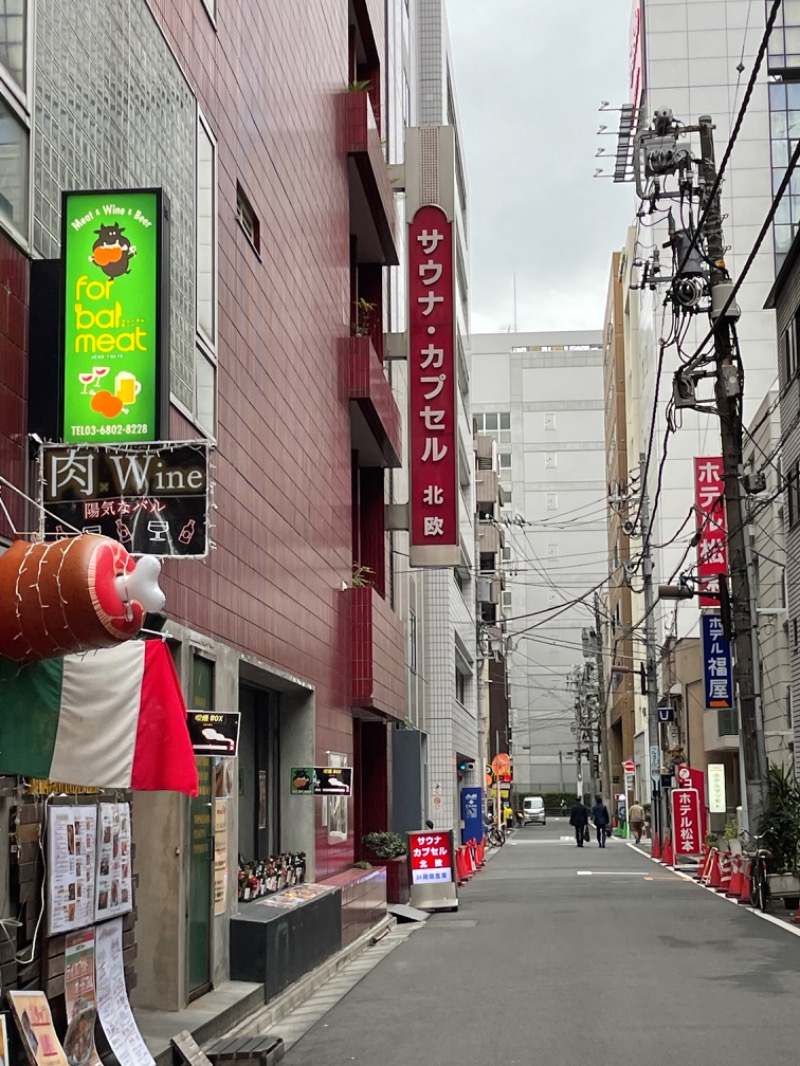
left=446, top=0, right=636, bottom=335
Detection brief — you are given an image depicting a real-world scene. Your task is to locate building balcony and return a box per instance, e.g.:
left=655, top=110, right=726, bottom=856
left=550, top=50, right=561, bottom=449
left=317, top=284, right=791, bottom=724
left=345, top=91, right=399, bottom=266
left=346, top=335, right=401, bottom=468
left=477, top=574, right=502, bottom=606
left=475, top=468, right=499, bottom=506
left=344, top=586, right=406, bottom=721
left=478, top=518, right=503, bottom=555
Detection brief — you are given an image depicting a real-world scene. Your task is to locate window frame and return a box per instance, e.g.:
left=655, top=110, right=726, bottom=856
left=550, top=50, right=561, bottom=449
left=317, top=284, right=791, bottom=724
left=196, top=107, right=218, bottom=357
left=0, top=0, right=32, bottom=250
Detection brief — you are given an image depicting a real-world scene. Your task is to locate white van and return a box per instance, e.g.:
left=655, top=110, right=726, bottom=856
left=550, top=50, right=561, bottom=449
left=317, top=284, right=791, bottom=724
left=523, top=796, right=546, bottom=826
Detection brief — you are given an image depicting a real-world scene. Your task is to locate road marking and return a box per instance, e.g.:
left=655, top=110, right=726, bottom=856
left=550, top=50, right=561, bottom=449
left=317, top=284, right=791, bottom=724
left=577, top=870, right=653, bottom=876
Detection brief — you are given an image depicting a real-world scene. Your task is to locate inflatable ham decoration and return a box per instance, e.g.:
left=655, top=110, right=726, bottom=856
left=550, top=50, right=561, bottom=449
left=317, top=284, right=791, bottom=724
left=0, top=535, right=166, bottom=663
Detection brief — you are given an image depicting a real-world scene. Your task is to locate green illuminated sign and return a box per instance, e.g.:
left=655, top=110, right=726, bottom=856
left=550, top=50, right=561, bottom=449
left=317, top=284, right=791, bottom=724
left=62, top=189, right=166, bottom=443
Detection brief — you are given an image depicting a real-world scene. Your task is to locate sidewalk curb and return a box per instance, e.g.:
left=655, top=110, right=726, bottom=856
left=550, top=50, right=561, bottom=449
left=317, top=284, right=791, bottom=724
left=624, top=841, right=800, bottom=939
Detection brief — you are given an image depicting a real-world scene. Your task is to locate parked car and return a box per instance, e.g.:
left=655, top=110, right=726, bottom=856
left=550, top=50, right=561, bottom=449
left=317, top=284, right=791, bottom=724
left=523, top=796, right=546, bottom=825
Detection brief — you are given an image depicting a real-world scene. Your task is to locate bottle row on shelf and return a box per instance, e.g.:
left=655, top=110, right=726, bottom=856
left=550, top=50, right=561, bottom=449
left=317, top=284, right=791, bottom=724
left=237, top=852, right=307, bottom=902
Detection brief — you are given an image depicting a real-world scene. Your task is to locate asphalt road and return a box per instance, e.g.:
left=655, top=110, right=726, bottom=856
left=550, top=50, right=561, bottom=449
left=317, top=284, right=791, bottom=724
left=278, top=819, right=800, bottom=1064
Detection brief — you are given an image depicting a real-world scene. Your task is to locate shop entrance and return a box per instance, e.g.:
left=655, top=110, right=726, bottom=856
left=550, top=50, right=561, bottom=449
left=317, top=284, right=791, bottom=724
left=238, top=684, right=280, bottom=861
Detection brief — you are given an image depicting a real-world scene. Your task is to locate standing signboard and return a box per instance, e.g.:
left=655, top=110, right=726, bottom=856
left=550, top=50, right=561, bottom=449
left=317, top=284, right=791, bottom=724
left=671, top=787, right=702, bottom=860
left=693, top=457, right=727, bottom=606
left=460, top=786, right=483, bottom=845
left=40, top=442, right=209, bottom=557
left=61, top=188, right=169, bottom=444
left=675, top=765, right=707, bottom=845
left=407, top=829, right=458, bottom=911
left=702, top=613, right=733, bottom=709
left=407, top=203, right=460, bottom=568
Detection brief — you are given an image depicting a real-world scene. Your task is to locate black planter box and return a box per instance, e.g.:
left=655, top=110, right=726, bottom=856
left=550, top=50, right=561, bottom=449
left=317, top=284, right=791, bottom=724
left=230, top=888, right=342, bottom=1002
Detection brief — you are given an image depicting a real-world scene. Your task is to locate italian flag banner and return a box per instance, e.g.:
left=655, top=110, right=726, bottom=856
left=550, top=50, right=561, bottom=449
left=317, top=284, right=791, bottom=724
left=0, top=641, right=198, bottom=795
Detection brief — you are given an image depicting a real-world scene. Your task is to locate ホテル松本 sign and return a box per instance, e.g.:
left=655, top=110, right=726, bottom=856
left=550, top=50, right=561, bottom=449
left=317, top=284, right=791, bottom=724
left=62, top=189, right=169, bottom=444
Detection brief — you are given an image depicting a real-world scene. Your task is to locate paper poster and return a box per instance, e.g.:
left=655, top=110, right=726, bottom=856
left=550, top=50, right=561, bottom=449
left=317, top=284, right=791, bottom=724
left=64, top=930, right=101, bottom=1066
left=94, top=804, right=132, bottom=921
left=213, top=799, right=228, bottom=916
left=7, top=991, right=68, bottom=1066
left=47, top=807, right=97, bottom=935
left=95, top=919, right=154, bottom=1066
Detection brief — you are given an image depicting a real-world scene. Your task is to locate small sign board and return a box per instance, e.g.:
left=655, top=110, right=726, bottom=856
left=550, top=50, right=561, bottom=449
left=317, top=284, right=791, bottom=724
left=671, top=787, right=703, bottom=859
left=408, top=829, right=458, bottom=912
left=491, top=753, right=511, bottom=776
left=290, top=767, right=353, bottom=796
left=658, top=705, right=675, bottom=723
left=187, top=711, right=240, bottom=756
left=39, top=441, right=209, bottom=556
left=622, top=759, right=635, bottom=774
left=702, top=612, right=733, bottom=709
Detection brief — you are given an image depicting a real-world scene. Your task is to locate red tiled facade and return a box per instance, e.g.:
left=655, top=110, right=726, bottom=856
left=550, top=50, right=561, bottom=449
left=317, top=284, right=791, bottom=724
left=347, top=335, right=402, bottom=466
left=345, top=585, right=406, bottom=720
left=0, top=233, right=28, bottom=540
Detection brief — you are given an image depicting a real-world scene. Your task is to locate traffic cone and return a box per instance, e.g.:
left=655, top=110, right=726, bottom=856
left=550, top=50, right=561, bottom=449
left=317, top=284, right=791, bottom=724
left=708, top=849, right=722, bottom=889
left=716, top=850, right=732, bottom=893
left=661, top=832, right=673, bottom=866
left=467, top=844, right=476, bottom=874
left=733, top=859, right=751, bottom=903
left=694, top=845, right=710, bottom=880
left=727, top=853, right=744, bottom=898
left=651, top=831, right=661, bottom=859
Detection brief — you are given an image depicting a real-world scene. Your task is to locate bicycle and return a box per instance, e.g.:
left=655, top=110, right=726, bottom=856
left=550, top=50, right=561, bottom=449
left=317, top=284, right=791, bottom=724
left=485, top=820, right=506, bottom=847
left=741, top=830, right=772, bottom=911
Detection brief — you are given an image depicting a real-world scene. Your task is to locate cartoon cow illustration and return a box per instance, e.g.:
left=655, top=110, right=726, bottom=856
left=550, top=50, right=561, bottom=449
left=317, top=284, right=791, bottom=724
left=89, top=222, right=137, bottom=278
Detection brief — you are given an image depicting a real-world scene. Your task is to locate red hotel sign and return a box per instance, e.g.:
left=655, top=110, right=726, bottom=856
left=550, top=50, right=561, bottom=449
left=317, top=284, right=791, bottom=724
left=408, top=204, right=460, bottom=568
left=671, top=787, right=702, bottom=858
left=693, top=456, right=727, bottom=607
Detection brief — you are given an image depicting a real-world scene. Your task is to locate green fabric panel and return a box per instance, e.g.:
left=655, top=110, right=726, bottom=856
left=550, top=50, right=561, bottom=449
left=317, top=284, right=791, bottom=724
left=0, top=657, right=63, bottom=778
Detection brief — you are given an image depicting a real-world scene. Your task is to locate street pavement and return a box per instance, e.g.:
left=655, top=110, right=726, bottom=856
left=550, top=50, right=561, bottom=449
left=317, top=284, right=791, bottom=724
left=275, top=819, right=800, bottom=1064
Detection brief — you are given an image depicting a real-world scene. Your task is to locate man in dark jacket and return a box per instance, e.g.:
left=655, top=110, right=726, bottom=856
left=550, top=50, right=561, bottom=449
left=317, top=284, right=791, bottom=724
left=590, top=795, right=611, bottom=848
left=569, top=799, right=589, bottom=847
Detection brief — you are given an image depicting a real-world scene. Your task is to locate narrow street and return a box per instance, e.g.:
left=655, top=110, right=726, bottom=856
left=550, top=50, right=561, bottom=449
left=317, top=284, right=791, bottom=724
left=275, top=821, right=800, bottom=1064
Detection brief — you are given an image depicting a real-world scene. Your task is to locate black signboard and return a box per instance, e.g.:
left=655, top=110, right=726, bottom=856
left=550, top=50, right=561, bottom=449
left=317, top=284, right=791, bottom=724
left=187, top=711, right=240, bottom=756
left=39, top=442, right=209, bottom=557
left=290, top=767, right=352, bottom=796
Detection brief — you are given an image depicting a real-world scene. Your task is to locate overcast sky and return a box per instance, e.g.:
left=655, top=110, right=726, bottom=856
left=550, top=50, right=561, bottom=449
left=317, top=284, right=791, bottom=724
left=446, top=0, right=636, bottom=335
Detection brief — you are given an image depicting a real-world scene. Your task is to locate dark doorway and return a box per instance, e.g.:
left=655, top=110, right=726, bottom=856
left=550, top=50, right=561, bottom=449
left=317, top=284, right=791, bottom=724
left=238, top=684, right=280, bottom=861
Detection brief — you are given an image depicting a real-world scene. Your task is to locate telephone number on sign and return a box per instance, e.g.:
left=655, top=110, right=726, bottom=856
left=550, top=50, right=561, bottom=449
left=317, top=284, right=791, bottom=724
left=70, top=424, right=149, bottom=437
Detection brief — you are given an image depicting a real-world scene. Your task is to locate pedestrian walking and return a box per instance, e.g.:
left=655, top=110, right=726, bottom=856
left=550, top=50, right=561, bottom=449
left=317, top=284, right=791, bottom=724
left=590, top=794, right=610, bottom=848
left=629, top=801, right=645, bottom=843
left=569, top=798, right=589, bottom=847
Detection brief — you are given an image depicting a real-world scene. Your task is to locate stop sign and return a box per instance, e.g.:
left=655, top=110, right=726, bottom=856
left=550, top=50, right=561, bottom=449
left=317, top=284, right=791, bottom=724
left=622, top=759, right=635, bottom=774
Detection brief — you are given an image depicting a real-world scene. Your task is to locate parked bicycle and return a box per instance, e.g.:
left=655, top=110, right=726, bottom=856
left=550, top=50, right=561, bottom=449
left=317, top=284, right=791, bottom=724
left=740, top=829, right=772, bottom=911
left=485, top=819, right=506, bottom=848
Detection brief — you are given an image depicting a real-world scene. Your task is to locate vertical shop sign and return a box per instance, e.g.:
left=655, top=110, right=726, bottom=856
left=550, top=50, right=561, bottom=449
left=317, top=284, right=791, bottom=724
left=62, top=189, right=169, bottom=444
left=629, top=1, right=643, bottom=109
left=214, top=799, right=228, bottom=916
left=708, top=763, right=727, bottom=814
left=408, top=204, right=460, bottom=568
left=694, top=456, right=727, bottom=607
left=671, top=787, right=702, bottom=857
left=702, top=613, right=733, bottom=709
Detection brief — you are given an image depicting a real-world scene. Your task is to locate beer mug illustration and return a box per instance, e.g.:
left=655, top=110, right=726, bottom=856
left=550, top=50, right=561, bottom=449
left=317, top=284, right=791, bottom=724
left=115, top=371, right=141, bottom=406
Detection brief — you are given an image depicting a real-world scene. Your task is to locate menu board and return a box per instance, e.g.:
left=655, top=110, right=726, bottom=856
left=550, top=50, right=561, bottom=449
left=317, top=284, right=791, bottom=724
left=95, top=920, right=154, bottom=1066
left=7, top=991, right=68, bottom=1066
left=64, top=930, right=101, bottom=1066
left=94, top=804, right=132, bottom=922
left=47, top=807, right=97, bottom=935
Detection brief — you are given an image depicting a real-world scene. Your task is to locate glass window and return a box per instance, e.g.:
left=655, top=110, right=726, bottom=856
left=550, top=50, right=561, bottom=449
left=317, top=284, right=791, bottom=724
left=499, top=412, right=511, bottom=430
left=0, top=0, right=25, bottom=92
left=192, top=655, right=215, bottom=710
left=197, top=112, right=217, bottom=347
left=499, top=452, right=511, bottom=470
left=485, top=413, right=498, bottom=431
left=0, top=96, right=27, bottom=236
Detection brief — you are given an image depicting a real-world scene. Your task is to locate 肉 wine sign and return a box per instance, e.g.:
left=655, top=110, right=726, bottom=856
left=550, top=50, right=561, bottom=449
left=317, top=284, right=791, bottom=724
left=61, top=188, right=170, bottom=444
left=39, top=442, right=209, bottom=557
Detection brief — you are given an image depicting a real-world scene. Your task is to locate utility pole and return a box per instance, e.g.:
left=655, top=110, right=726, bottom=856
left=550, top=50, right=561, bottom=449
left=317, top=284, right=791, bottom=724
left=639, top=451, right=663, bottom=845
left=698, top=117, right=768, bottom=828
left=593, top=594, right=607, bottom=798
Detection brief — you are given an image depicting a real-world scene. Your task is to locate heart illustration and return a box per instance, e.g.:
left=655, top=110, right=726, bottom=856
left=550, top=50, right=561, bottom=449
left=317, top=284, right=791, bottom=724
left=91, top=390, right=124, bottom=418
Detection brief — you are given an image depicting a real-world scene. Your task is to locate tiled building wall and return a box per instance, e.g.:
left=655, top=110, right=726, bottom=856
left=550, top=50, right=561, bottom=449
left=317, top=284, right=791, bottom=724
left=0, top=231, right=28, bottom=540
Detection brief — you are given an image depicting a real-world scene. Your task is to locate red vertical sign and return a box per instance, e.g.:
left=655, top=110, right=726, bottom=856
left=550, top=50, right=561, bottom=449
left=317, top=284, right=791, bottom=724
left=629, top=1, right=643, bottom=108
left=675, top=765, right=707, bottom=846
left=408, top=204, right=459, bottom=567
left=671, top=787, right=702, bottom=858
left=694, top=456, right=727, bottom=607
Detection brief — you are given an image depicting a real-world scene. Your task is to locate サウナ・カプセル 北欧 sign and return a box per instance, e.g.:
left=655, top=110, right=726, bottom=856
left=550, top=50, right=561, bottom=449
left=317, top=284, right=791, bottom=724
left=62, top=189, right=166, bottom=443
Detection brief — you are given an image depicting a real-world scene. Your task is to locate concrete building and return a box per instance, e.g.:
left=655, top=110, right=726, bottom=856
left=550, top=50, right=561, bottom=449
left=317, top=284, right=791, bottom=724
left=471, top=331, right=606, bottom=796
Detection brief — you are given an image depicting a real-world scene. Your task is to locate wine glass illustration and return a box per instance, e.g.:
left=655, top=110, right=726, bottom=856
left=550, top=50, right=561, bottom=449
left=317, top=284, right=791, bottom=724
left=78, top=366, right=111, bottom=394
left=79, top=373, right=95, bottom=394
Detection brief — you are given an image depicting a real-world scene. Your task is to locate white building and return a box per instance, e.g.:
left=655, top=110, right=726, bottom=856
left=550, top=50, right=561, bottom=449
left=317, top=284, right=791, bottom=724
left=471, top=331, right=606, bottom=795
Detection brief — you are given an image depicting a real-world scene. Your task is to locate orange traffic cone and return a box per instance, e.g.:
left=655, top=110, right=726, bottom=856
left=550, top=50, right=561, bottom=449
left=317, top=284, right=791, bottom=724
left=697, top=847, right=714, bottom=883
left=652, top=831, right=662, bottom=860
left=708, top=849, right=722, bottom=889
left=661, top=832, right=673, bottom=866
left=727, top=854, right=744, bottom=898
left=716, top=850, right=732, bottom=893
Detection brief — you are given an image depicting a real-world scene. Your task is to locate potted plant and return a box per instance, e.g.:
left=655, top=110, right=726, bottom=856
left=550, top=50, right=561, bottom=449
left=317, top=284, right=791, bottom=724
left=352, top=297, right=377, bottom=338
left=362, top=831, right=409, bottom=904
left=761, top=764, right=800, bottom=898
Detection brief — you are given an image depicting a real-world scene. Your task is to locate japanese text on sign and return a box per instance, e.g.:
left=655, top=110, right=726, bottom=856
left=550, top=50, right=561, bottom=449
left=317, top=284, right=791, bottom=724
left=408, top=831, right=453, bottom=885
left=702, top=612, right=733, bottom=709
left=694, top=456, right=727, bottom=607
left=408, top=205, right=458, bottom=565
left=671, top=787, right=702, bottom=857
